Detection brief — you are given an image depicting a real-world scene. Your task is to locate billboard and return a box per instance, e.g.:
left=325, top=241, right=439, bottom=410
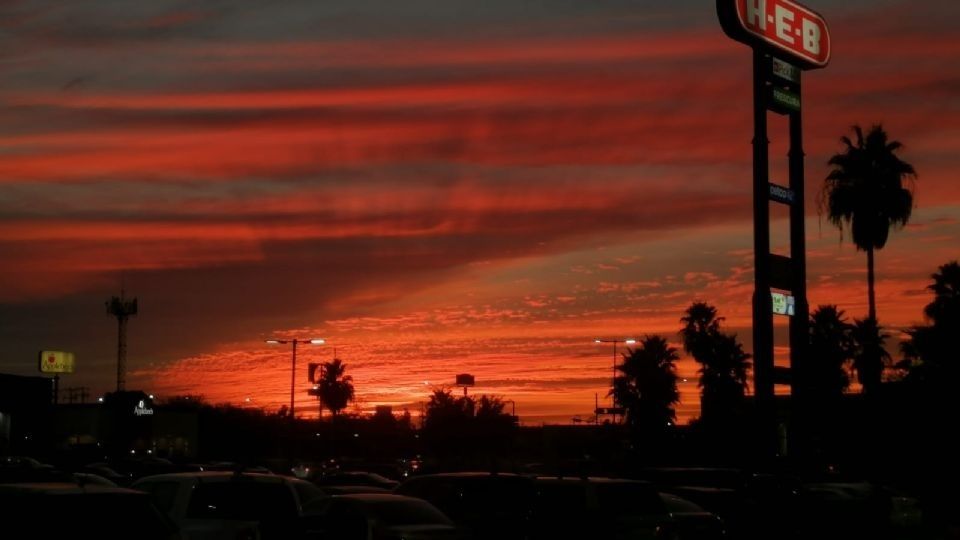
left=39, top=351, right=75, bottom=374
left=455, top=374, right=475, bottom=387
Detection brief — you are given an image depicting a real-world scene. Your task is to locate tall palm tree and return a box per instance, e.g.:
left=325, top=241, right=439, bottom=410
left=680, top=302, right=751, bottom=422
left=850, top=319, right=891, bottom=394
left=902, top=261, right=960, bottom=385
left=680, top=302, right=722, bottom=361
left=822, top=124, right=916, bottom=323
left=317, top=358, right=354, bottom=417
left=808, top=305, right=853, bottom=398
left=612, top=335, right=680, bottom=430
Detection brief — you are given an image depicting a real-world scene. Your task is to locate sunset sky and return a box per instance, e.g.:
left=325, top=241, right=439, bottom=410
left=2, top=0, right=958, bottom=424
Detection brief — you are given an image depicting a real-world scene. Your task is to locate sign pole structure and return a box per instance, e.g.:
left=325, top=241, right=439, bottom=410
left=751, top=48, right=776, bottom=461
left=788, top=74, right=811, bottom=458
left=718, top=0, right=830, bottom=461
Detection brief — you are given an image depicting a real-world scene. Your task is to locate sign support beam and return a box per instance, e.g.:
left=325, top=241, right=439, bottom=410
left=752, top=49, right=776, bottom=460
left=788, top=82, right=811, bottom=456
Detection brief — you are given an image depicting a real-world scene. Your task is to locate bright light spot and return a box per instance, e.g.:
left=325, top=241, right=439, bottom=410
left=245, top=398, right=252, bottom=403
left=266, top=340, right=281, bottom=344
left=310, top=339, right=325, bottom=344
left=148, top=394, right=154, bottom=400
left=353, top=433, right=359, bottom=438
left=130, top=450, right=135, bottom=454
left=594, top=339, right=602, bottom=344
left=97, top=397, right=104, bottom=403
left=147, top=450, right=153, bottom=454
left=682, top=378, right=689, bottom=382
left=625, top=339, right=637, bottom=344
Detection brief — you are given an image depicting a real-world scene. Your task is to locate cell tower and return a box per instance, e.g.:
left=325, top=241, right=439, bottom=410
left=106, top=288, right=138, bottom=392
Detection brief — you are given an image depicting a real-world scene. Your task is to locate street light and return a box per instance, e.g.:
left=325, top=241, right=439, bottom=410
left=594, top=338, right=637, bottom=410
left=266, top=338, right=325, bottom=420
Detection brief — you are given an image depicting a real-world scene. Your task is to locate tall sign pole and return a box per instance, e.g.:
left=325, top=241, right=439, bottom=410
left=717, top=0, right=830, bottom=459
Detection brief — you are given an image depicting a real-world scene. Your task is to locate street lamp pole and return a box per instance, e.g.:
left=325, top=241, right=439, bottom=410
left=594, top=338, right=637, bottom=409
left=266, top=338, right=325, bottom=420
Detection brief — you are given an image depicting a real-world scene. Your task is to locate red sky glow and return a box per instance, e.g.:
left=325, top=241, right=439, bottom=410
left=2, top=0, right=958, bottom=424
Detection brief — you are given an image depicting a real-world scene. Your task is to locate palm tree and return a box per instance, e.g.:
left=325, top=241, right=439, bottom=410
left=808, top=305, right=853, bottom=398
left=612, top=335, right=680, bottom=431
left=680, top=302, right=723, bottom=361
left=902, top=261, right=960, bottom=385
left=680, top=302, right=751, bottom=422
left=850, top=319, right=891, bottom=394
left=317, top=358, right=355, bottom=417
left=822, top=124, right=916, bottom=324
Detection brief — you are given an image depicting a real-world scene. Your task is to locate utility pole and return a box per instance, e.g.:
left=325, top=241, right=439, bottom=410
left=106, top=288, right=138, bottom=392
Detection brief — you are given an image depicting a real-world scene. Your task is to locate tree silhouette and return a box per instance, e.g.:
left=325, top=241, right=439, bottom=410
left=902, top=261, right=960, bottom=385
left=850, top=318, right=891, bottom=393
left=422, top=389, right=514, bottom=460
left=680, top=302, right=751, bottom=423
left=423, top=388, right=472, bottom=430
left=808, top=305, right=854, bottom=399
left=822, top=124, right=916, bottom=328
left=317, top=358, right=355, bottom=418
left=611, top=335, right=680, bottom=432
left=475, top=395, right=507, bottom=418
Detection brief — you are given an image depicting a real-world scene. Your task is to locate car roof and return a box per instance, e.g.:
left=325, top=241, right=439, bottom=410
left=334, top=493, right=428, bottom=503
left=0, top=482, right=145, bottom=495
left=407, top=472, right=524, bottom=479
left=135, top=471, right=290, bottom=483
left=535, top=476, right=652, bottom=484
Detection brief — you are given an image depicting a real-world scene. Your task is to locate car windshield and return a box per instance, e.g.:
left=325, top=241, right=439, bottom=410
left=596, top=482, right=665, bottom=515
left=368, top=499, right=453, bottom=526
left=0, top=491, right=178, bottom=539
left=186, top=481, right=297, bottom=520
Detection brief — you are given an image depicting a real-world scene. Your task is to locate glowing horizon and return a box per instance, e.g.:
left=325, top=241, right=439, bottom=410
left=1, top=0, right=958, bottom=425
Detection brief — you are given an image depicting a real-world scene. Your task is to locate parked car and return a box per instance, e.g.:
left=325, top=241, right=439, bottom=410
left=395, top=472, right=534, bottom=540
left=660, top=492, right=726, bottom=540
left=314, top=471, right=398, bottom=490
left=0, top=482, right=181, bottom=539
left=133, top=471, right=329, bottom=540
left=304, top=493, right=460, bottom=540
left=531, top=477, right=675, bottom=540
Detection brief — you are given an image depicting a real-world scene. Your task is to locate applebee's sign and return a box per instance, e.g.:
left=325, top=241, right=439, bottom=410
left=717, top=0, right=830, bottom=69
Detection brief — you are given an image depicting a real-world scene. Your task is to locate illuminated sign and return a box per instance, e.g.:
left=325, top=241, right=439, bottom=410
left=38, top=351, right=75, bottom=374
left=134, top=400, right=154, bottom=416
left=769, top=183, right=795, bottom=205
left=717, top=0, right=831, bottom=69
left=771, top=292, right=796, bottom=316
left=770, top=57, right=801, bottom=83
left=769, top=86, right=801, bottom=114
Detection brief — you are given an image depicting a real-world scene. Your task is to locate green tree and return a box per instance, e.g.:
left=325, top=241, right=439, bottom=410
left=317, top=358, right=355, bottom=417
left=680, top=302, right=751, bottom=422
left=611, top=335, right=680, bottom=431
left=822, top=124, right=916, bottom=328
left=808, top=305, right=854, bottom=398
